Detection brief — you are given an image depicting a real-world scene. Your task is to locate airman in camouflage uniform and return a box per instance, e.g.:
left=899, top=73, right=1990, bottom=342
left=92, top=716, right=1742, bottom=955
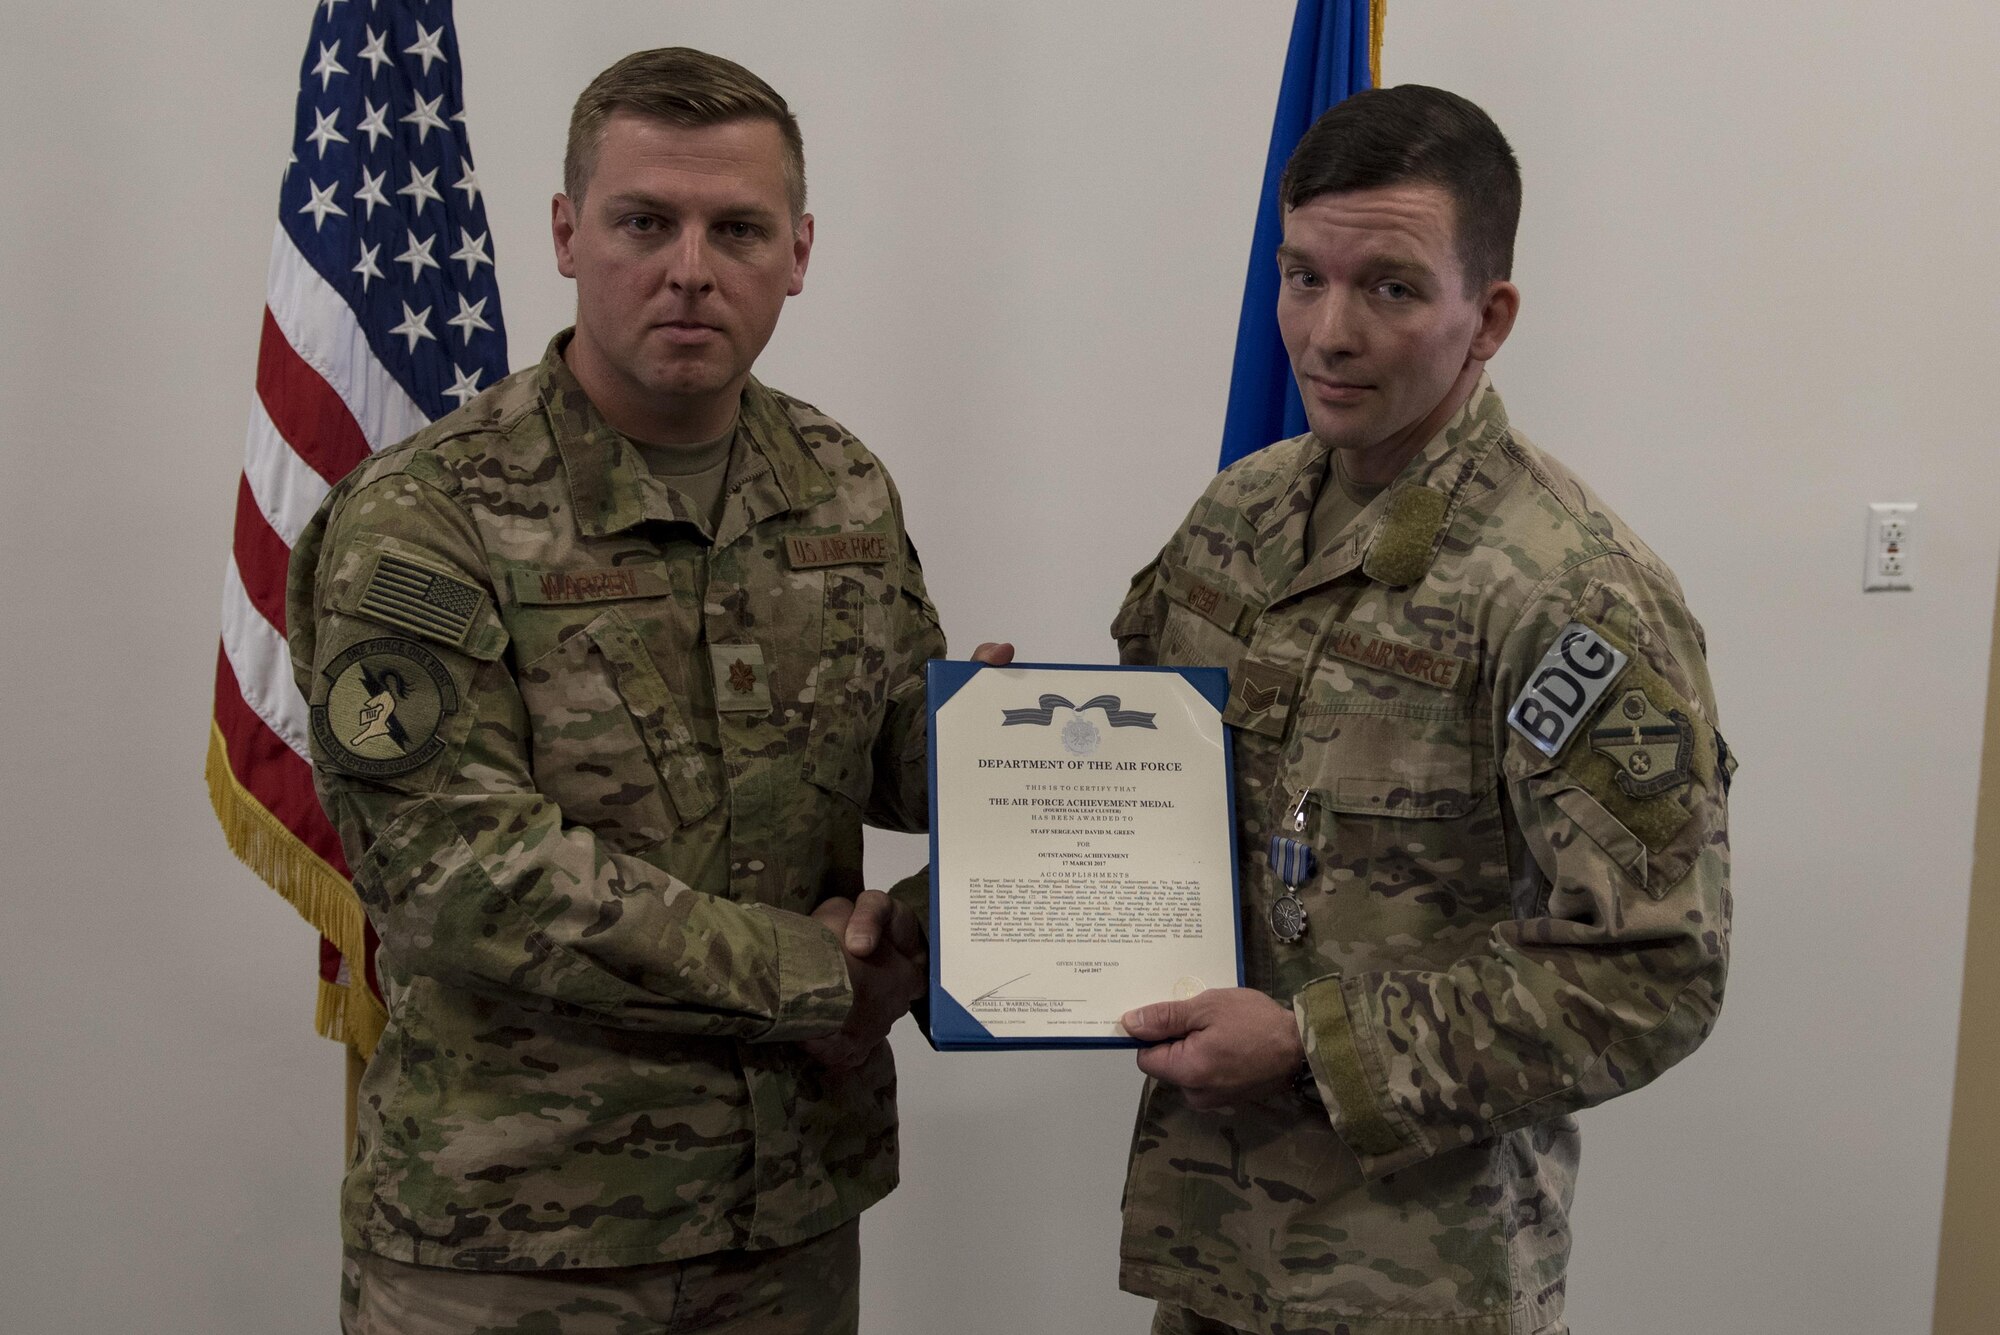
left=292, top=48, right=960, bottom=1333
left=1113, top=88, right=1732, bottom=1335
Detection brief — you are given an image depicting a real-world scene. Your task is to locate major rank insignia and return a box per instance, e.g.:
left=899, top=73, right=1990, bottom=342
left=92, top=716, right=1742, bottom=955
left=1588, top=688, right=1694, bottom=797
left=710, top=643, right=772, bottom=713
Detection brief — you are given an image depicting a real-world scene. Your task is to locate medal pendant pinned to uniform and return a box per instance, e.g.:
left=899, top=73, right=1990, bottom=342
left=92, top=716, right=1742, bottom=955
left=1267, top=790, right=1316, bottom=944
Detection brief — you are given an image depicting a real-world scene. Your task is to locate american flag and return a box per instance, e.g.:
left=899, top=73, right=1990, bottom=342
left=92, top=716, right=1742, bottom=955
left=206, top=0, right=507, bottom=1057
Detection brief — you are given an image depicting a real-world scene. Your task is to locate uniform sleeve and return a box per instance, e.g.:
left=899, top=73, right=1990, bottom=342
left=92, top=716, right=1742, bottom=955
left=289, top=467, right=854, bottom=1042
left=865, top=503, right=948, bottom=835
left=860, top=484, right=948, bottom=926
left=1112, top=551, right=1168, bottom=667
left=1295, top=554, right=1733, bottom=1177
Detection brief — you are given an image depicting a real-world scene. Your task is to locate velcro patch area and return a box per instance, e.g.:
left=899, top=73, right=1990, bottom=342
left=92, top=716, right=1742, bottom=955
left=1361, top=486, right=1449, bottom=587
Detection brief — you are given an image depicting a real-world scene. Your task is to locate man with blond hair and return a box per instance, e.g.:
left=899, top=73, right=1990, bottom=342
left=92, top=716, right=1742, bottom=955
left=292, top=47, right=1002, bottom=1332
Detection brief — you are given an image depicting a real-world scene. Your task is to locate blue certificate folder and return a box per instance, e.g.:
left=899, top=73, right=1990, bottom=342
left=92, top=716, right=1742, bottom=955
left=923, top=660, right=1243, bottom=1051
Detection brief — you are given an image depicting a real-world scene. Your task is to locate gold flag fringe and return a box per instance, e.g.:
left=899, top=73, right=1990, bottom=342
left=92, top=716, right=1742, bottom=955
left=205, top=722, right=384, bottom=1058
left=1370, top=1, right=1387, bottom=88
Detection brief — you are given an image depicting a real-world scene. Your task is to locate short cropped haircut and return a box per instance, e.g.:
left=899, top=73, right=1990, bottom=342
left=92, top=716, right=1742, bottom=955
left=1279, top=85, right=1520, bottom=294
left=564, top=47, right=807, bottom=221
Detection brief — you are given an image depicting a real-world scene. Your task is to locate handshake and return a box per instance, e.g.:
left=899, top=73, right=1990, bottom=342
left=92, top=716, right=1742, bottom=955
left=802, top=887, right=930, bottom=1071
left=801, top=639, right=1015, bottom=1071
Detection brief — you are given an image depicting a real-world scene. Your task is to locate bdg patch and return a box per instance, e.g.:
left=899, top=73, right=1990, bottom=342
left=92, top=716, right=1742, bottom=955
left=1507, top=624, right=1630, bottom=758
left=786, top=531, right=890, bottom=569
left=1588, top=688, right=1694, bottom=797
left=1326, top=625, right=1471, bottom=693
left=357, top=553, right=485, bottom=650
left=710, top=643, right=772, bottom=713
left=311, top=637, right=458, bottom=778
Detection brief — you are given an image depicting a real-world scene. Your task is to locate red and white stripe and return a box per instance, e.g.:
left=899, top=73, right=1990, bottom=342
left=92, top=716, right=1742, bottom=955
left=213, top=221, right=432, bottom=955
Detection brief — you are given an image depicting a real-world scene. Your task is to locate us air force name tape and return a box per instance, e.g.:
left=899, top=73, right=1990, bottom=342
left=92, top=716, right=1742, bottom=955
left=1507, top=623, right=1629, bottom=758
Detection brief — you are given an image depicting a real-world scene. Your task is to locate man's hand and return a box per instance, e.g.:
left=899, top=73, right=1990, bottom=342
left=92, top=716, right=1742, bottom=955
left=971, top=642, right=1015, bottom=666
left=804, top=897, right=928, bottom=1070
left=833, top=888, right=924, bottom=960
left=1122, top=988, right=1305, bottom=1111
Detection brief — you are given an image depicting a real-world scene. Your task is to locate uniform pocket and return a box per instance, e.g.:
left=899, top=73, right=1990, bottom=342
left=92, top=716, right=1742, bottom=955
left=1285, top=708, right=1487, bottom=819
left=1280, top=704, right=1508, bottom=929
left=803, top=569, right=890, bottom=805
left=517, top=607, right=718, bottom=850
left=1155, top=563, right=1253, bottom=672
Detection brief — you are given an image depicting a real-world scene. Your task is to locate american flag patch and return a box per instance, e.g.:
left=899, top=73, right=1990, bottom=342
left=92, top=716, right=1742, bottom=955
left=358, top=553, right=483, bottom=647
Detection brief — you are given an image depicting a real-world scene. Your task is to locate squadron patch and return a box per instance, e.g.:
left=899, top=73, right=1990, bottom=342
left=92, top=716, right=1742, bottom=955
left=1589, top=689, right=1694, bottom=797
left=311, top=637, right=459, bottom=777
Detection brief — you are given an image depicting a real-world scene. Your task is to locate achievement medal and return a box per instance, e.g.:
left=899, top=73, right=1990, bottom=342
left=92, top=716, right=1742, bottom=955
left=1267, top=789, right=1314, bottom=943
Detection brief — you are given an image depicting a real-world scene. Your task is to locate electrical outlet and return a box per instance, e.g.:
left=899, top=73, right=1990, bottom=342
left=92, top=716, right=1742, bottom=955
left=1864, top=502, right=1916, bottom=591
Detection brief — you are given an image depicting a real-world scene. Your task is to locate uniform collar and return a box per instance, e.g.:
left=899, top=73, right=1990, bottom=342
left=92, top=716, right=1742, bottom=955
left=1264, top=374, right=1512, bottom=603
left=538, top=330, right=837, bottom=539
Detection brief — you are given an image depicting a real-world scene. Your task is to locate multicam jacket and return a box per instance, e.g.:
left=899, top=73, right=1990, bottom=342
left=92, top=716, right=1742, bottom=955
left=1113, top=379, right=1732, bottom=1335
left=287, top=334, right=944, bottom=1270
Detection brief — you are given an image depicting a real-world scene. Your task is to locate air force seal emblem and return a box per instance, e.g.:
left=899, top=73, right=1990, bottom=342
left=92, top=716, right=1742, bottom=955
left=311, top=637, right=459, bottom=777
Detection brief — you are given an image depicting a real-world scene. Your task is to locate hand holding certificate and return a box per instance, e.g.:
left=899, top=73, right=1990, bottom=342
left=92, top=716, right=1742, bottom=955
left=925, top=662, right=1242, bottom=1050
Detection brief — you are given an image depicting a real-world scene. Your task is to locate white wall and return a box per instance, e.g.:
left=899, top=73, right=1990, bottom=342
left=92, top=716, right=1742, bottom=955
left=4, top=3, right=1995, bottom=1332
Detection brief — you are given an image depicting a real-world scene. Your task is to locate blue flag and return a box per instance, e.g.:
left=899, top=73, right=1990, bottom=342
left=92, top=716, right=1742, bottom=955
left=1218, top=1, right=1376, bottom=470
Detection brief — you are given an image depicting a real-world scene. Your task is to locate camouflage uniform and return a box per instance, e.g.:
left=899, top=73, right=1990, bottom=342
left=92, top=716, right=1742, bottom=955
left=287, top=332, right=944, bottom=1272
left=1112, top=378, right=1732, bottom=1335
left=339, top=1220, right=858, bottom=1333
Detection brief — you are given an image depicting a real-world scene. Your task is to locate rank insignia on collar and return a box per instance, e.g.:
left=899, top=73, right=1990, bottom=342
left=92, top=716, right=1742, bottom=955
left=1588, top=688, right=1694, bottom=797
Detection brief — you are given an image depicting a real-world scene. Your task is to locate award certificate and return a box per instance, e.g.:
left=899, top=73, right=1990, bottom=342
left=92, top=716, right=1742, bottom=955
left=925, top=661, right=1242, bottom=1050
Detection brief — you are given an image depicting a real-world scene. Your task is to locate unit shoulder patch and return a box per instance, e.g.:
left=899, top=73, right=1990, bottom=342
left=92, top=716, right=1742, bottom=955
left=311, top=637, right=460, bottom=778
left=1588, top=688, right=1694, bottom=797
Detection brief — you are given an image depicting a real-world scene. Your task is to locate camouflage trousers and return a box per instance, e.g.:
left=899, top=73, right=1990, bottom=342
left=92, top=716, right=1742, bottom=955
left=340, top=1219, right=859, bottom=1335
left=1151, top=1305, right=1569, bottom=1335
